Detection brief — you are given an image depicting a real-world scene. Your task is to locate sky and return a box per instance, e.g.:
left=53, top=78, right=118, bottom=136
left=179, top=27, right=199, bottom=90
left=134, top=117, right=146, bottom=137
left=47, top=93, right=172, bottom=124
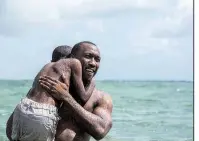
left=0, top=0, right=193, bottom=81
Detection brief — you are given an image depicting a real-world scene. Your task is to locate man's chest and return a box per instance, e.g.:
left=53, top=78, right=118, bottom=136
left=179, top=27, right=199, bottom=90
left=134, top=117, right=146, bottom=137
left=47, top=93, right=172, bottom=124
left=83, top=92, right=100, bottom=113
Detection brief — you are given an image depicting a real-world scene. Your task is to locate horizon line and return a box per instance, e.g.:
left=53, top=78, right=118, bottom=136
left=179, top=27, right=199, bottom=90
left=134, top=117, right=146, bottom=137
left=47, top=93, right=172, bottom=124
left=0, top=79, right=193, bottom=82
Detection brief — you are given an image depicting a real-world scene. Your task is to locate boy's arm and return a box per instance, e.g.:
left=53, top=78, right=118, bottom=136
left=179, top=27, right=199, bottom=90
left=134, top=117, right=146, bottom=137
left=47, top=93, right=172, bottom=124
left=85, top=79, right=95, bottom=99
left=70, top=59, right=91, bottom=103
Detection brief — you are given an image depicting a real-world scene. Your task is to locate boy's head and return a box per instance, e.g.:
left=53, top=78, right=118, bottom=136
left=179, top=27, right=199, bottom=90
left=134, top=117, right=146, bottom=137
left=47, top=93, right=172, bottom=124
left=51, top=45, right=72, bottom=62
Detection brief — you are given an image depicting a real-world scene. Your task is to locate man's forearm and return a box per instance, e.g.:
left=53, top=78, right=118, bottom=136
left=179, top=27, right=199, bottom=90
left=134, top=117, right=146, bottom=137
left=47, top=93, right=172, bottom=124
left=62, top=94, right=108, bottom=140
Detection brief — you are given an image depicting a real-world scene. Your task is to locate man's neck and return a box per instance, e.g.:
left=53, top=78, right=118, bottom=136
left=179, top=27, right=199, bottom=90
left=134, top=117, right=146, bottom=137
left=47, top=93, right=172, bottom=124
left=69, top=78, right=93, bottom=105
left=83, top=79, right=91, bottom=89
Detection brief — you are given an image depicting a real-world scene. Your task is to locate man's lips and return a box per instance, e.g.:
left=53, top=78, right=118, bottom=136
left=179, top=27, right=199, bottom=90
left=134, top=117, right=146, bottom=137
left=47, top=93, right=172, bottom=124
left=86, top=68, right=95, bottom=75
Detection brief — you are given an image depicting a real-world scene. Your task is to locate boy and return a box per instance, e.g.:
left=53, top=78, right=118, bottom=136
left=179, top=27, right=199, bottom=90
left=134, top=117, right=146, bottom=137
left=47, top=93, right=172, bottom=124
left=11, top=45, right=94, bottom=141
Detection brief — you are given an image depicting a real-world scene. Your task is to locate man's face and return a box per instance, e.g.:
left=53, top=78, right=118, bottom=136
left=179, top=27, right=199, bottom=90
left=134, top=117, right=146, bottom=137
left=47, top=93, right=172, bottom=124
left=75, top=43, right=101, bottom=83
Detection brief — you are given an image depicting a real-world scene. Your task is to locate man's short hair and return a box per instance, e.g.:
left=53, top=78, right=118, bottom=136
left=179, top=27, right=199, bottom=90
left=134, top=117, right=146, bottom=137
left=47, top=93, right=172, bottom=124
left=71, top=41, right=96, bottom=56
left=51, top=45, right=72, bottom=62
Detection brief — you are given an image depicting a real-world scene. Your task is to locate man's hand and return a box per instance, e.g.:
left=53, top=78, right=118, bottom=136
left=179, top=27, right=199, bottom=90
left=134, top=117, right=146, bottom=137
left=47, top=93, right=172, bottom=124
left=39, top=76, right=69, bottom=100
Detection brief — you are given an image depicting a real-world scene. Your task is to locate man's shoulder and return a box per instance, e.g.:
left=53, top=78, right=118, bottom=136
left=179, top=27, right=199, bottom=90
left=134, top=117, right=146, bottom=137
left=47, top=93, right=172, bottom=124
left=94, top=89, right=113, bottom=107
left=94, top=89, right=111, bottom=97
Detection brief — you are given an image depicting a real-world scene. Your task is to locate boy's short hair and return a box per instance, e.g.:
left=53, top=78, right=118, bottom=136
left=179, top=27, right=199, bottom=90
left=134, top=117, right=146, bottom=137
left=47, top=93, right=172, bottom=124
left=51, top=45, right=72, bottom=62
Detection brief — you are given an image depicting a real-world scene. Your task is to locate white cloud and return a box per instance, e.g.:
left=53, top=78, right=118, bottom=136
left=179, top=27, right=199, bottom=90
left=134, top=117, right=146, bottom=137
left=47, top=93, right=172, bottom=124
left=126, top=0, right=192, bottom=55
left=0, top=0, right=192, bottom=50
left=152, top=0, right=192, bottom=37
left=0, top=0, right=180, bottom=35
left=86, top=19, right=104, bottom=33
left=177, top=0, right=193, bottom=11
left=0, top=0, right=193, bottom=80
left=6, top=0, right=60, bottom=23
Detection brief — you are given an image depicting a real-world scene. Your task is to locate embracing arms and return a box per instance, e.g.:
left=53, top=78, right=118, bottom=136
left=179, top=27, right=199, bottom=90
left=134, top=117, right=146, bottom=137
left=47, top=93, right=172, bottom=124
left=45, top=59, right=94, bottom=104
left=62, top=91, right=112, bottom=140
left=39, top=77, right=112, bottom=140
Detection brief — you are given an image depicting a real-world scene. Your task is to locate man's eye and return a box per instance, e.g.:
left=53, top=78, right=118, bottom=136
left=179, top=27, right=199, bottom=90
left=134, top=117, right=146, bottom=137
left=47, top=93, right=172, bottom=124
left=85, top=55, right=90, bottom=58
left=95, top=58, right=100, bottom=62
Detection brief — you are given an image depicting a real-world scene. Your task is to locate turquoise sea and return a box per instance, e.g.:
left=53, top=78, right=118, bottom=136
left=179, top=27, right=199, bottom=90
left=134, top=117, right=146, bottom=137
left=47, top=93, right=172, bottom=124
left=0, top=80, right=193, bottom=141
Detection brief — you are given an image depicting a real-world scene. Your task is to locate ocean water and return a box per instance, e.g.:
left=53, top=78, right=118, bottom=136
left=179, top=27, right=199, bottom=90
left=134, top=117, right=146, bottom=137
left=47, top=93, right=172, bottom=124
left=0, top=80, right=193, bottom=141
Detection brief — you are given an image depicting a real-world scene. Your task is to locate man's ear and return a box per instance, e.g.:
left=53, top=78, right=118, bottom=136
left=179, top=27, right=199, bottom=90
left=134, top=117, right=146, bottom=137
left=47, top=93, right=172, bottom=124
left=61, top=73, right=67, bottom=80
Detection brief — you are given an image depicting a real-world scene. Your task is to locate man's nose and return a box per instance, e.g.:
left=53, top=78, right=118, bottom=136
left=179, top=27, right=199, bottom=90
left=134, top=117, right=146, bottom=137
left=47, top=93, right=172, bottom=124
left=88, top=58, right=96, bottom=67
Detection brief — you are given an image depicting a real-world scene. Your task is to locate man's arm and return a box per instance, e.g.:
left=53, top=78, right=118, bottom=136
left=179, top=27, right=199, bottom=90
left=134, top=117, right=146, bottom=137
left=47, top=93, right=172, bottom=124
left=39, top=77, right=112, bottom=140
left=62, top=91, right=113, bottom=140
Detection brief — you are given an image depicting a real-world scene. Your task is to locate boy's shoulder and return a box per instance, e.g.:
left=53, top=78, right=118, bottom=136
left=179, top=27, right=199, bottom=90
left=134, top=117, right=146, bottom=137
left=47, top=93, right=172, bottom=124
left=56, top=58, right=80, bottom=64
left=54, top=58, right=81, bottom=70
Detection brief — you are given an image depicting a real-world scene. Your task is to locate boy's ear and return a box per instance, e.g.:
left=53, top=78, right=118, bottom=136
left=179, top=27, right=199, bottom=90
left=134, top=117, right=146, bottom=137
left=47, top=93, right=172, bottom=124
left=70, top=54, right=74, bottom=58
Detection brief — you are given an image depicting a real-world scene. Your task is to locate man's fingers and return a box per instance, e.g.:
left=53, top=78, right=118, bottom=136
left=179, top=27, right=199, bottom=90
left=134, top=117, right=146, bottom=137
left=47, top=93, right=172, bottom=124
left=40, top=82, right=51, bottom=91
left=39, top=80, right=54, bottom=90
left=52, top=90, right=57, bottom=94
left=40, top=77, right=56, bottom=85
left=61, top=82, right=67, bottom=88
left=40, top=82, right=58, bottom=96
left=43, top=75, right=57, bottom=83
left=39, top=79, right=50, bottom=86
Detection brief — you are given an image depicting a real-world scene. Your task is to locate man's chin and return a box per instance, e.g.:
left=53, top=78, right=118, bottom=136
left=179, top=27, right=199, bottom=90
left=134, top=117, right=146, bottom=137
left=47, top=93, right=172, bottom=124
left=84, top=74, right=94, bottom=83
left=83, top=71, right=97, bottom=83
left=87, top=75, right=94, bottom=81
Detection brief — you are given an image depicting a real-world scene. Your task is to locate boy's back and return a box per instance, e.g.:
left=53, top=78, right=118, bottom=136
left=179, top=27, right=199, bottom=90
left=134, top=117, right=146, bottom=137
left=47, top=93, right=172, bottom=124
left=11, top=58, right=81, bottom=141
left=28, top=59, right=72, bottom=106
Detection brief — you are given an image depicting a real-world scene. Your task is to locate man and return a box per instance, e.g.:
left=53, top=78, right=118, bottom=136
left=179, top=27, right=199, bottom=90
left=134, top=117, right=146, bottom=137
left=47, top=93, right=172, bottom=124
left=6, top=45, right=72, bottom=141
left=39, top=41, right=113, bottom=141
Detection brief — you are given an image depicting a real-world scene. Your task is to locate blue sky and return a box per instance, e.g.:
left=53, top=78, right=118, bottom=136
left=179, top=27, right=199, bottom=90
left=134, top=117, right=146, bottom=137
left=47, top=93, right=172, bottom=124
left=0, top=0, right=193, bottom=81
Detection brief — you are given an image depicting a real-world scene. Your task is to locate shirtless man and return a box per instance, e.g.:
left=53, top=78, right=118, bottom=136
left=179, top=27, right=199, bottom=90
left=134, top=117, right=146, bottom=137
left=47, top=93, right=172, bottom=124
left=6, top=45, right=95, bottom=141
left=39, top=41, right=113, bottom=141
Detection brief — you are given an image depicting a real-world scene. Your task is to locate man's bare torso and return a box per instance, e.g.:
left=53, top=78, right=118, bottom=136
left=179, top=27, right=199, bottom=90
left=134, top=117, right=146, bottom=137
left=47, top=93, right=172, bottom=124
left=55, top=89, right=104, bottom=141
